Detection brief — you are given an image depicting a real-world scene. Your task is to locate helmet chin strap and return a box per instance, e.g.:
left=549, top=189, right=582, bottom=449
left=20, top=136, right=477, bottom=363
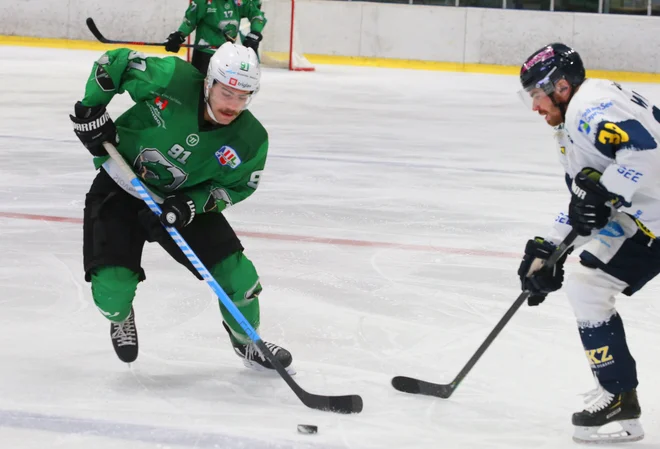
left=206, top=101, right=221, bottom=124
left=553, top=97, right=568, bottom=122
left=550, top=83, right=577, bottom=122
left=204, top=83, right=223, bottom=124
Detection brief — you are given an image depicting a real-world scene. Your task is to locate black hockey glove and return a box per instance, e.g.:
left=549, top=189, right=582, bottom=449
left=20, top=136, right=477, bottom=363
left=242, top=31, right=263, bottom=53
left=160, top=194, right=196, bottom=229
left=137, top=209, right=167, bottom=243
left=568, top=168, right=620, bottom=236
left=165, top=31, right=185, bottom=53
left=70, top=102, right=118, bottom=157
left=517, top=237, right=570, bottom=306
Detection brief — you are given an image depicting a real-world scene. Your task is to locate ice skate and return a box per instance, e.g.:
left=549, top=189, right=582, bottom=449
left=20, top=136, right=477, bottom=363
left=572, top=386, right=644, bottom=444
left=222, top=322, right=294, bottom=374
left=110, top=307, right=138, bottom=363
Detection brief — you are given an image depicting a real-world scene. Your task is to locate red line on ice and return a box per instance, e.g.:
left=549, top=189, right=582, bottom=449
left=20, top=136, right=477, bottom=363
left=0, top=211, right=83, bottom=224
left=0, top=211, right=518, bottom=259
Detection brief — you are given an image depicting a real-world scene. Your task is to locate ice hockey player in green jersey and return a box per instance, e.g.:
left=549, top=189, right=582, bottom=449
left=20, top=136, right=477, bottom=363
left=69, top=42, right=293, bottom=373
left=164, top=0, right=266, bottom=74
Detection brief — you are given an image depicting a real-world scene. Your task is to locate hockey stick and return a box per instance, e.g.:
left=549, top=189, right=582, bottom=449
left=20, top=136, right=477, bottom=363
left=102, top=142, right=363, bottom=414
left=86, top=18, right=214, bottom=50
left=391, top=230, right=578, bottom=399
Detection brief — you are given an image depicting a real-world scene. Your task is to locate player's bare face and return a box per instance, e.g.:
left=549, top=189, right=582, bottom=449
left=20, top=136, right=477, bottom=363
left=529, top=89, right=563, bottom=126
left=206, top=84, right=251, bottom=125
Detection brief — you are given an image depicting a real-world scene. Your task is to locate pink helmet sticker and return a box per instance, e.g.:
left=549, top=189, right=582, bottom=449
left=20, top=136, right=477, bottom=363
left=522, top=48, right=555, bottom=73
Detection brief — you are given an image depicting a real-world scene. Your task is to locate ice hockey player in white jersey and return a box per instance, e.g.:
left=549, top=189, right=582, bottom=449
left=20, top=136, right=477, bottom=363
left=517, top=43, right=660, bottom=444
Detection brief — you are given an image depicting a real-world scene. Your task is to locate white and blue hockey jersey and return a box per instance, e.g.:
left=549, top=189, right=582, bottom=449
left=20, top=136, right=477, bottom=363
left=547, top=78, right=660, bottom=245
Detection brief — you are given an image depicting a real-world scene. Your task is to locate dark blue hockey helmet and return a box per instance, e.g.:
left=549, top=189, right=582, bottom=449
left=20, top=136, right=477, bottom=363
left=520, top=43, right=585, bottom=95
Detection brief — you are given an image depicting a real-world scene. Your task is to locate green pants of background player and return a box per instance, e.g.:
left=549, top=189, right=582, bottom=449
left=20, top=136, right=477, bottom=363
left=83, top=170, right=261, bottom=344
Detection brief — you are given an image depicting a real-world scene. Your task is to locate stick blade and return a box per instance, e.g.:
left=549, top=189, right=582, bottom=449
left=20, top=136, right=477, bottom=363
left=302, top=393, right=363, bottom=414
left=85, top=18, right=108, bottom=43
left=391, top=376, right=422, bottom=394
left=391, top=376, right=454, bottom=399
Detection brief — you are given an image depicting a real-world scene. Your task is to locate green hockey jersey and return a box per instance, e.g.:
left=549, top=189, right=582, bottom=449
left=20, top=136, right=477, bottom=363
left=177, top=0, right=266, bottom=54
left=79, top=48, right=268, bottom=214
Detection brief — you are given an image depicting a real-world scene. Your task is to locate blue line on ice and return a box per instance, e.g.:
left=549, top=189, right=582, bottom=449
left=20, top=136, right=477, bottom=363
left=0, top=409, right=329, bottom=449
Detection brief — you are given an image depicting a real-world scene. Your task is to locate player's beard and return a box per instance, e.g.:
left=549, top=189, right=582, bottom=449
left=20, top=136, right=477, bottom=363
left=541, top=107, right=563, bottom=126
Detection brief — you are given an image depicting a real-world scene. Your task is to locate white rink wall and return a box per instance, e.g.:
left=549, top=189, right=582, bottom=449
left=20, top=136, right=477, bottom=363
left=0, top=0, right=184, bottom=42
left=2, top=0, right=660, bottom=72
left=264, top=1, right=660, bottom=73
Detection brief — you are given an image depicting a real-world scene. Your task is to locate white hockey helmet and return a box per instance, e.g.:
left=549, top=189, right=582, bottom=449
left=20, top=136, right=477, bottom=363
left=204, top=42, right=261, bottom=107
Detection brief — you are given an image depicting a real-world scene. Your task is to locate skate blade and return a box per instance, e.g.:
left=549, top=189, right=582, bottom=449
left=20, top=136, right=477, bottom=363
left=242, top=359, right=296, bottom=376
left=573, top=419, right=644, bottom=444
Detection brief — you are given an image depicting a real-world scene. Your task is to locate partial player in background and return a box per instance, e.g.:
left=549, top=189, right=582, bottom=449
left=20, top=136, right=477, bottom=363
left=517, top=43, right=660, bottom=443
left=69, top=42, right=293, bottom=373
left=164, top=0, right=266, bottom=74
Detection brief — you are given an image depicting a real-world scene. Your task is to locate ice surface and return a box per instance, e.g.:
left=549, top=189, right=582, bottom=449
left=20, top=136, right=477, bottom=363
left=0, top=45, right=659, bottom=448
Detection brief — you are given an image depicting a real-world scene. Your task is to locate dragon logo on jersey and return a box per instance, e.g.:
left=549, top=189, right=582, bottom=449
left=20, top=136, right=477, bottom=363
left=135, top=148, right=188, bottom=191
left=216, top=146, right=242, bottom=169
left=154, top=96, right=168, bottom=111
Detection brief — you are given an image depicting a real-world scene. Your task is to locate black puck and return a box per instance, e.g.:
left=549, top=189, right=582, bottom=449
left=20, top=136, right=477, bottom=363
left=297, top=424, right=318, bottom=434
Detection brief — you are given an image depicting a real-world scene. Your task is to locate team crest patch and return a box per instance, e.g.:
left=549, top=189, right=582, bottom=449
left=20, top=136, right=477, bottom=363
left=216, top=146, right=241, bottom=169
left=154, top=96, right=168, bottom=111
